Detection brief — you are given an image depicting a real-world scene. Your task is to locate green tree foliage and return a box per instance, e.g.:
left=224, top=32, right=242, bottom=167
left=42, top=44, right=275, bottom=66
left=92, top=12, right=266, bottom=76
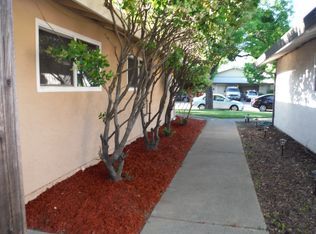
left=165, top=46, right=211, bottom=95
left=189, top=0, right=260, bottom=108
left=243, top=0, right=292, bottom=58
left=242, top=0, right=292, bottom=83
left=186, top=64, right=211, bottom=94
left=47, top=40, right=113, bottom=86
left=191, top=0, right=259, bottom=65
left=244, top=62, right=275, bottom=84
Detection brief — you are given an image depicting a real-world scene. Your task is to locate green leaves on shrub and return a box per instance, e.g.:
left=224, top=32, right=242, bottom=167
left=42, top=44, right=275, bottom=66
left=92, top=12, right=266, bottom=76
left=47, top=40, right=113, bottom=86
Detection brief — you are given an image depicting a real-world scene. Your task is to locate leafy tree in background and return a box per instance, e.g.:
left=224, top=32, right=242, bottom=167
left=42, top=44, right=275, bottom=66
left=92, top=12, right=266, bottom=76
left=198, top=0, right=259, bottom=109
left=242, top=0, right=292, bottom=83
left=164, top=48, right=211, bottom=128
left=244, top=62, right=275, bottom=84
left=164, top=0, right=259, bottom=119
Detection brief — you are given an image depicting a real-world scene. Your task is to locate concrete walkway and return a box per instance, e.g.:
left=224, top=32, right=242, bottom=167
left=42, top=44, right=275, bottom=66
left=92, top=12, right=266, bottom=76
left=142, top=119, right=267, bottom=234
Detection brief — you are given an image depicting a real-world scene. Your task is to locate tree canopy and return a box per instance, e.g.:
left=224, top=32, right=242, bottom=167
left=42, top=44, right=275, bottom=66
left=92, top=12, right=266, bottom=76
left=241, top=0, right=292, bottom=83
left=48, top=0, right=265, bottom=180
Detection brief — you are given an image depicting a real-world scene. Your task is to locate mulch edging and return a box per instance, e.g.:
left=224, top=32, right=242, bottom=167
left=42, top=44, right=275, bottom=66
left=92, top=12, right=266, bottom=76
left=26, top=118, right=206, bottom=233
left=237, top=122, right=316, bottom=234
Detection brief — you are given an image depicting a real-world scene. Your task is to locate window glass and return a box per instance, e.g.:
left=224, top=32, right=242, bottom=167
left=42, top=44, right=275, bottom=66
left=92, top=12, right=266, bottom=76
left=266, top=95, right=274, bottom=101
left=38, top=25, right=101, bottom=91
left=128, top=56, right=138, bottom=88
left=77, top=40, right=100, bottom=87
left=214, top=95, right=225, bottom=101
left=39, top=28, right=73, bottom=86
left=138, top=59, right=143, bottom=74
left=226, top=87, right=239, bottom=92
left=78, top=40, right=99, bottom=51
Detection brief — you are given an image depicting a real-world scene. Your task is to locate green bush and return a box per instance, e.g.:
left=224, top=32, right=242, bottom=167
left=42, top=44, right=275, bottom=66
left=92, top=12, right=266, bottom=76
left=179, top=117, right=188, bottom=126
left=163, top=127, right=172, bottom=136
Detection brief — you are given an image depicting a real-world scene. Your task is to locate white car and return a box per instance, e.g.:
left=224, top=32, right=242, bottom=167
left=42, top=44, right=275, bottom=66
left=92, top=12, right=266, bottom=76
left=245, top=90, right=258, bottom=102
left=225, top=86, right=241, bottom=100
left=193, top=94, right=244, bottom=111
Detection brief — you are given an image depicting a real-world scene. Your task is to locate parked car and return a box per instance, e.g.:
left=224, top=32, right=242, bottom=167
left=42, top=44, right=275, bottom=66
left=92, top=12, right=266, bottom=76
left=245, top=90, right=258, bottom=102
left=175, top=94, right=190, bottom=102
left=193, top=94, right=244, bottom=111
left=251, top=94, right=274, bottom=112
left=224, top=86, right=241, bottom=100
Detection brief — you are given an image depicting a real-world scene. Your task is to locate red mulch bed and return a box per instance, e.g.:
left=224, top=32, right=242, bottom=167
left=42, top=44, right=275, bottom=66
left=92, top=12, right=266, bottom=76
left=26, top=118, right=206, bottom=233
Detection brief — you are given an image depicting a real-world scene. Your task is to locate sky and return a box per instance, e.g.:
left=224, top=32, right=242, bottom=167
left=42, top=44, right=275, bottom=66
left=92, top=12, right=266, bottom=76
left=290, top=0, right=316, bottom=26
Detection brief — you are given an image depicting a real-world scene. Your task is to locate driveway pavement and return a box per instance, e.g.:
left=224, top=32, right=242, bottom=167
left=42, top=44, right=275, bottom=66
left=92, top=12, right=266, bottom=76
left=142, top=118, right=267, bottom=234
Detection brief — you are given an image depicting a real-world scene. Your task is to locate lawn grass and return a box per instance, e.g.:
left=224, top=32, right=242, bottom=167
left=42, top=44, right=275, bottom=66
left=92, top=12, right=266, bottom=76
left=177, top=109, right=272, bottom=119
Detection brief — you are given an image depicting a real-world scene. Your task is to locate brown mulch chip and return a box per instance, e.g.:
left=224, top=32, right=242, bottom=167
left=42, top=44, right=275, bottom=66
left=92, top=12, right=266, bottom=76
left=26, top=118, right=206, bottom=234
left=237, top=122, right=316, bottom=234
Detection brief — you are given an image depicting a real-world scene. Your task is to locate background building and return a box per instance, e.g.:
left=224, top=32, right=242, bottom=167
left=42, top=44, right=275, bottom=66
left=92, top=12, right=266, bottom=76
left=213, top=68, right=274, bottom=99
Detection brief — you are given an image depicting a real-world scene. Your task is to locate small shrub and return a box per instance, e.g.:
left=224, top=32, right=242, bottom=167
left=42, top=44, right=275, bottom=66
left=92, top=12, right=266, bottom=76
left=122, top=171, right=133, bottom=181
left=163, top=127, right=172, bottom=136
left=179, top=117, right=188, bottom=126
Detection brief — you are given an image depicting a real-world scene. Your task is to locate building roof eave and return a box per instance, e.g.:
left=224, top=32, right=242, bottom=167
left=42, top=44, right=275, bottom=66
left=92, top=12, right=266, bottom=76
left=56, top=0, right=141, bottom=38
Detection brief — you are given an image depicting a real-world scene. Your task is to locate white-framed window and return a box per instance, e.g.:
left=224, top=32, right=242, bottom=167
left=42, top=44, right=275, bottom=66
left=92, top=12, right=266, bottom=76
left=127, top=55, right=143, bottom=90
left=36, top=18, right=102, bottom=92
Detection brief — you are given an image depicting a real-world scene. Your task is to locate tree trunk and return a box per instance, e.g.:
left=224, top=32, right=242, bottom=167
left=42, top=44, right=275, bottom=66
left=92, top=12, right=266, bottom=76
left=0, top=0, right=26, bottom=232
left=185, top=98, right=193, bottom=120
left=205, top=86, right=213, bottom=109
left=165, top=92, right=175, bottom=131
left=205, top=63, right=220, bottom=110
left=100, top=135, right=123, bottom=181
left=141, top=73, right=169, bottom=150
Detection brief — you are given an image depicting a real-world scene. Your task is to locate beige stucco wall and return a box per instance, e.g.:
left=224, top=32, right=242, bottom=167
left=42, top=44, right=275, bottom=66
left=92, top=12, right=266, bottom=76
left=275, top=39, right=316, bottom=153
left=13, top=0, right=164, bottom=202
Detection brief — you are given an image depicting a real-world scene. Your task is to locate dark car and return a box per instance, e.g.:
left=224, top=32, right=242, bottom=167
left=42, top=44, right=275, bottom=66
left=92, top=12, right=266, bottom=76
left=251, top=94, right=274, bottom=112
left=175, top=94, right=190, bottom=102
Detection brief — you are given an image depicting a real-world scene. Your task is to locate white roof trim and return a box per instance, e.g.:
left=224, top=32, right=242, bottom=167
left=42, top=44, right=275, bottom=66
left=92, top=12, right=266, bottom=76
left=217, top=67, right=243, bottom=74
left=71, top=0, right=143, bottom=38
